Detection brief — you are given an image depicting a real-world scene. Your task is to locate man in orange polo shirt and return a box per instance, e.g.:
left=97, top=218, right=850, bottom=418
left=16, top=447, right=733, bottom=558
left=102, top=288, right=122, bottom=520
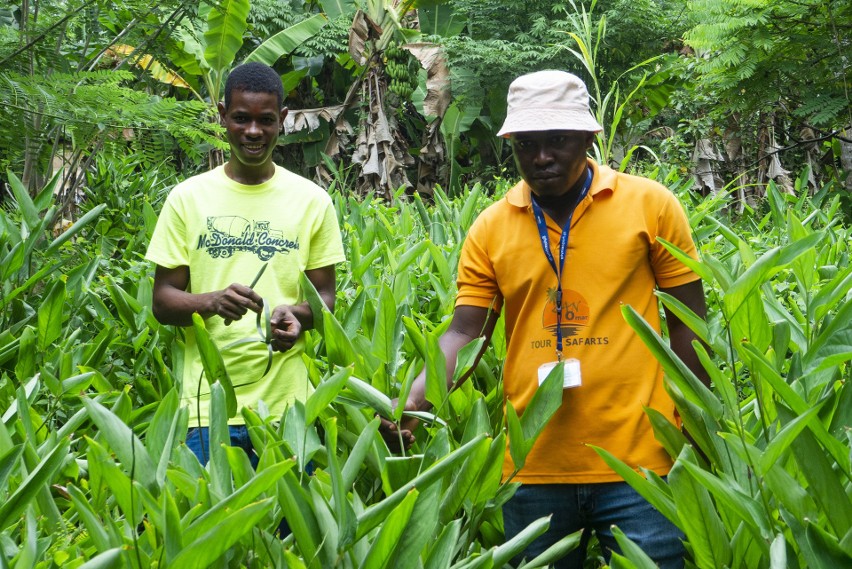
left=381, top=70, right=708, bottom=568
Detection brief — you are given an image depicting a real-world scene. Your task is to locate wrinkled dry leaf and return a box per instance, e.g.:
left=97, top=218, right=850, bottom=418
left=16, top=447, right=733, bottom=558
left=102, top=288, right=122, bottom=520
left=349, top=10, right=370, bottom=66
left=405, top=42, right=450, bottom=118
left=283, top=105, right=345, bottom=135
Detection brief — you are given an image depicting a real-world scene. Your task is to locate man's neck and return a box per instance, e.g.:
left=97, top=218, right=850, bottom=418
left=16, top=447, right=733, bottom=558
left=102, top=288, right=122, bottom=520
left=532, top=168, right=589, bottom=225
left=224, top=161, right=276, bottom=185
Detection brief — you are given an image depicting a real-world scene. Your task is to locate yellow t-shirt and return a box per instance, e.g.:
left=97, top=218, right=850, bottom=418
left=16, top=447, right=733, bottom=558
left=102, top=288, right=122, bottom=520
left=457, top=160, right=699, bottom=483
left=146, top=165, right=345, bottom=426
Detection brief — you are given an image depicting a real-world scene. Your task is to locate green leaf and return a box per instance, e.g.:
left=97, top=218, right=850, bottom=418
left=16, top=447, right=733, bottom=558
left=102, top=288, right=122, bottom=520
left=6, top=170, right=39, bottom=228
left=371, top=284, right=397, bottom=365
left=36, top=279, right=65, bottom=351
left=0, top=437, right=70, bottom=531
left=610, top=525, right=658, bottom=569
left=418, top=0, right=466, bottom=37
left=67, top=485, right=113, bottom=553
left=306, top=366, right=351, bottom=424
left=345, top=374, right=393, bottom=417
left=245, top=14, right=327, bottom=66
left=46, top=204, right=107, bottom=255
left=77, top=549, right=124, bottom=569
left=357, top=433, right=488, bottom=540
left=203, top=0, right=250, bottom=79
left=361, top=489, right=419, bottom=569
left=438, top=434, right=489, bottom=522
left=803, top=295, right=852, bottom=375
left=172, top=499, right=276, bottom=569
left=81, top=398, right=157, bottom=491
left=192, top=313, right=237, bottom=418
left=424, top=328, right=448, bottom=409
left=668, top=448, right=732, bottom=568
left=621, top=304, right=723, bottom=418
left=319, top=0, right=356, bottom=20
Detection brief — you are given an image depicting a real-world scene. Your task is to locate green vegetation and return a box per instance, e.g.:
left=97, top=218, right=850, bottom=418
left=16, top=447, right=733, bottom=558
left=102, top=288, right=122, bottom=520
left=1, top=0, right=851, bottom=567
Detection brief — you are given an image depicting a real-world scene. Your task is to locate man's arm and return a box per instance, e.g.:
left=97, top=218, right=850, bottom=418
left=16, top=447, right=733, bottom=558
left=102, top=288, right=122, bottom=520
left=659, top=279, right=711, bottom=388
left=269, top=264, right=336, bottom=352
left=151, top=264, right=264, bottom=327
left=380, top=304, right=500, bottom=449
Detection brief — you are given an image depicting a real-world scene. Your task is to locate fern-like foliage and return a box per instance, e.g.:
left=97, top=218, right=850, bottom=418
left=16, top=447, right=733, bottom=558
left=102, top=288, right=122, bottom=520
left=683, top=0, right=852, bottom=127
left=0, top=69, right=222, bottom=175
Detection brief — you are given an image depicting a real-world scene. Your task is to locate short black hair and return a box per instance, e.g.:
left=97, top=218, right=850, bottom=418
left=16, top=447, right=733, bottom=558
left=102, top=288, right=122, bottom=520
left=223, top=62, right=284, bottom=109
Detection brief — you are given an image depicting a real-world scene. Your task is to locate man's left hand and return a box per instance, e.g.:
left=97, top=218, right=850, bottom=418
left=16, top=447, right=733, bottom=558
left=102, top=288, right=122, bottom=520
left=269, top=305, right=302, bottom=352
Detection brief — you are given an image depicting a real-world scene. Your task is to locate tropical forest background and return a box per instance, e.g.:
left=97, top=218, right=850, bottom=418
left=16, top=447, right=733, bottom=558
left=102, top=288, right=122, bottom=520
left=1, top=0, right=851, bottom=568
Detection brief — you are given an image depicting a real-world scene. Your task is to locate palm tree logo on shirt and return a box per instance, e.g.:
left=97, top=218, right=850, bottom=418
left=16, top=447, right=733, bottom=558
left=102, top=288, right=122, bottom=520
left=543, top=287, right=590, bottom=337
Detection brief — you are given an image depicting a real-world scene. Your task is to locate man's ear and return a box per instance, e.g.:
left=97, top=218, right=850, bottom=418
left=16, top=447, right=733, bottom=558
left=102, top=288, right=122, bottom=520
left=218, top=101, right=227, bottom=122
left=585, top=132, right=596, bottom=148
left=279, top=108, right=288, bottom=130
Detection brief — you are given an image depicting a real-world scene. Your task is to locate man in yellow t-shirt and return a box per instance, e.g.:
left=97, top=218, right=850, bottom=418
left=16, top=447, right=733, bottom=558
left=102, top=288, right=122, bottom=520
left=381, top=71, right=708, bottom=568
left=146, top=62, right=345, bottom=465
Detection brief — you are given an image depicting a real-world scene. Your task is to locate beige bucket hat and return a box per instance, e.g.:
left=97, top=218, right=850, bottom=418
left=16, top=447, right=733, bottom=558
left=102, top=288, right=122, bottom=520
left=496, top=70, right=603, bottom=137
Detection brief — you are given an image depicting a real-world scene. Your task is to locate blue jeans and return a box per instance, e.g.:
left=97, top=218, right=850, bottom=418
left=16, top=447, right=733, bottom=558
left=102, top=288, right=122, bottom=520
left=186, top=425, right=259, bottom=468
left=503, top=482, right=685, bottom=569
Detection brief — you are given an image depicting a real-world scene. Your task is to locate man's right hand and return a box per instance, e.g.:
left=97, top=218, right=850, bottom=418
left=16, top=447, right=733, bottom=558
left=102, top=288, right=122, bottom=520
left=214, top=283, right=263, bottom=324
left=378, top=398, right=421, bottom=453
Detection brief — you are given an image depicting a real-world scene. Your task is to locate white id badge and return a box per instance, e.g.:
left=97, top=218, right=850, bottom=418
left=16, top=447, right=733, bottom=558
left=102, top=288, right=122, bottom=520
left=537, top=358, right=582, bottom=388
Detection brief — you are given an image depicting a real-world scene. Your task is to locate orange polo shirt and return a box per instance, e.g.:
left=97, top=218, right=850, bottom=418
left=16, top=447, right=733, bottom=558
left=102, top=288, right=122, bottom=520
left=457, top=159, right=700, bottom=483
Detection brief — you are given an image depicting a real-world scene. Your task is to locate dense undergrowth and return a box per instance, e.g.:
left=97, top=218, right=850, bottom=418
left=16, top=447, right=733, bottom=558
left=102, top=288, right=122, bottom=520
left=0, top=161, right=851, bottom=568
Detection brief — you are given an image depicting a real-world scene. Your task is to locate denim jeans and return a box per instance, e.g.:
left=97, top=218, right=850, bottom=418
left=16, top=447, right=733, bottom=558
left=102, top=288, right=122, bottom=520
left=186, top=425, right=259, bottom=468
left=503, top=481, right=685, bottom=569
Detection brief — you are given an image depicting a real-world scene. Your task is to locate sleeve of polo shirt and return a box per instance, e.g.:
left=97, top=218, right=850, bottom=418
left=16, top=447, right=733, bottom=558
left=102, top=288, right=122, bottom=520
left=456, top=216, right=503, bottom=312
left=650, top=191, right=701, bottom=288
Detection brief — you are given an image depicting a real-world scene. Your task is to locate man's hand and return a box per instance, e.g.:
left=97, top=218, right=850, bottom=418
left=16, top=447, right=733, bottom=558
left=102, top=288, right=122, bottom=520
left=379, top=398, right=421, bottom=453
left=269, top=305, right=303, bottom=352
left=214, top=283, right=264, bottom=324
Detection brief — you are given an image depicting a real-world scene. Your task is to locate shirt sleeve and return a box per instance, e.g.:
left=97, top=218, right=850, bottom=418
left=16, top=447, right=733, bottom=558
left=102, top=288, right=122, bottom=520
left=305, top=197, right=345, bottom=270
left=145, top=191, right=190, bottom=269
left=650, top=191, right=700, bottom=288
left=456, top=216, right=504, bottom=311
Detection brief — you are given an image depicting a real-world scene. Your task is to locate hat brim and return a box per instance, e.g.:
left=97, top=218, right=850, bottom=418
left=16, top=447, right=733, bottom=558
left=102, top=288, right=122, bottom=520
left=497, top=108, right=603, bottom=137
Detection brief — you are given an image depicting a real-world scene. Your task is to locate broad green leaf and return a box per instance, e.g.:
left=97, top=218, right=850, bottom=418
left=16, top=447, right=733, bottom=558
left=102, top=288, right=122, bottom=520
left=13, top=326, right=35, bottom=383
left=438, top=435, right=489, bottom=522
left=0, top=436, right=69, bottom=530
left=804, top=521, right=852, bottom=568
left=507, top=400, right=529, bottom=471
left=490, top=515, right=550, bottom=568
left=357, top=433, right=488, bottom=540
left=192, top=313, right=237, bottom=417
left=208, top=381, right=234, bottom=495
left=418, top=0, right=466, bottom=37
left=520, top=360, right=565, bottom=441
left=723, top=234, right=822, bottom=318
left=6, top=170, right=39, bottom=228
left=453, top=336, right=486, bottom=383
left=342, top=417, right=381, bottom=489
left=425, top=329, right=449, bottom=409
left=678, top=460, right=771, bottom=541
left=803, top=294, right=852, bottom=375
left=644, top=406, right=689, bottom=460
left=361, top=489, right=419, bottom=569
left=610, top=526, right=657, bottom=569
left=67, top=485, right=112, bottom=553
left=621, top=304, right=722, bottom=418
left=345, top=375, right=393, bottom=417
left=372, top=284, right=397, bottom=364
left=424, top=519, right=462, bottom=569
left=81, top=398, right=157, bottom=491
left=759, top=406, right=820, bottom=473
left=591, top=445, right=679, bottom=523
left=36, top=279, right=65, bottom=351
left=283, top=402, right=323, bottom=470
left=391, top=483, right=441, bottom=569
left=319, top=0, right=356, bottom=20
left=183, top=460, right=293, bottom=544
left=245, top=14, right=327, bottom=65
left=668, top=448, right=732, bottom=568
left=306, top=366, right=351, bottom=423
left=203, top=0, right=250, bottom=77
left=45, top=204, right=107, bottom=255
left=77, top=549, right=124, bottom=569
left=0, top=445, right=24, bottom=491
left=172, top=498, right=276, bottom=569
left=276, top=468, right=324, bottom=567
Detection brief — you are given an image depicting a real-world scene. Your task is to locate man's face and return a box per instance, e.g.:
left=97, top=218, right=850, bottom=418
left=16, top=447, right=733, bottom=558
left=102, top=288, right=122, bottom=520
left=218, top=89, right=287, bottom=172
left=511, top=130, right=594, bottom=198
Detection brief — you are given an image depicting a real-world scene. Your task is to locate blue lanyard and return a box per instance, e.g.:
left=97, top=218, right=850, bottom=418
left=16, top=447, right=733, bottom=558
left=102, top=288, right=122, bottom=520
left=530, top=167, right=593, bottom=361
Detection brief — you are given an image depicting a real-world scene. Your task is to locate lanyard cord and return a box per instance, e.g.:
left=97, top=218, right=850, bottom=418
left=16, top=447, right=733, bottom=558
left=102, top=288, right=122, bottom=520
left=530, top=167, right=593, bottom=361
